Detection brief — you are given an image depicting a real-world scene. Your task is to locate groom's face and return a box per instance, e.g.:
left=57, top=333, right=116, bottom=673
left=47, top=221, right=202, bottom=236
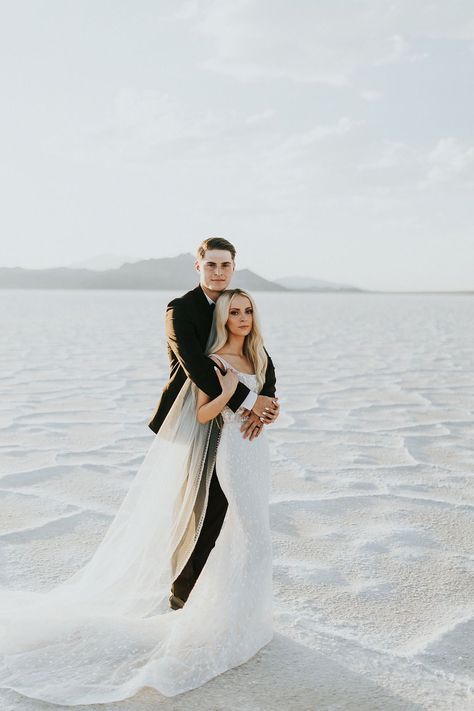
left=196, top=249, right=235, bottom=294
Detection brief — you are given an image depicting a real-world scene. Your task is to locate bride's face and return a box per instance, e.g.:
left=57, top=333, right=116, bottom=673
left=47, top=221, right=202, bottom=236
left=226, top=295, right=253, bottom=337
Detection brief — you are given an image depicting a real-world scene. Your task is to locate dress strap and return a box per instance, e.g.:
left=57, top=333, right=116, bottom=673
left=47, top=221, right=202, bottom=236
left=209, top=353, right=231, bottom=371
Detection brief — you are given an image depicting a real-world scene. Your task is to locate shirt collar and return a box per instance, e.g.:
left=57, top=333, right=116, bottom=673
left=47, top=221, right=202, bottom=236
left=200, top=286, right=216, bottom=306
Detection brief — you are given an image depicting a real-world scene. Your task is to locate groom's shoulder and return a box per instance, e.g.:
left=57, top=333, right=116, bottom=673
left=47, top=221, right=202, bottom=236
left=166, top=285, right=202, bottom=312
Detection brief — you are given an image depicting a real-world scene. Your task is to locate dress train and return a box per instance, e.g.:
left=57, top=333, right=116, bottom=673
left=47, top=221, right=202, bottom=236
left=0, top=357, right=273, bottom=704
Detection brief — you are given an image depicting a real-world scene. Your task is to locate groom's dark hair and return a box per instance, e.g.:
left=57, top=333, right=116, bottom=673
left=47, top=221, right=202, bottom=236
left=197, top=237, right=236, bottom=261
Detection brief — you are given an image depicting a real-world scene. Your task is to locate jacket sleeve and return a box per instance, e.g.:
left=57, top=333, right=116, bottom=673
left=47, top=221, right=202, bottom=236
left=260, top=347, right=277, bottom=398
left=166, top=298, right=251, bottom=412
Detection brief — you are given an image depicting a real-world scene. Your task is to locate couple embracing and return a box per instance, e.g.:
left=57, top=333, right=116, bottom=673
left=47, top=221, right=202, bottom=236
left=149, top=236, right=280, bottom=612
left=0, top=237, right=280, bottom=704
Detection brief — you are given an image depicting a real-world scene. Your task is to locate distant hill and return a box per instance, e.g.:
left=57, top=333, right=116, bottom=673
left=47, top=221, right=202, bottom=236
left=0, top=254, right=368, bottom=292
left=67, top=253, right=137, bottom=271
left=0, top=253, right=287, bottom=291
left=275, top=275, right=361, bottom=292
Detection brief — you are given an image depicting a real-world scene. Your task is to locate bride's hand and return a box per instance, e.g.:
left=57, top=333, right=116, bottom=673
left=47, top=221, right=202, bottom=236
left=240, top=410, right=264, bottom=440
left=214, top=366, right=239, bottom=398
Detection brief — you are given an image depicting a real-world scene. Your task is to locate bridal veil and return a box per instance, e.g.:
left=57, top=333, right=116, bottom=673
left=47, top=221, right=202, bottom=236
left=0, top=376, right=221, bottom=703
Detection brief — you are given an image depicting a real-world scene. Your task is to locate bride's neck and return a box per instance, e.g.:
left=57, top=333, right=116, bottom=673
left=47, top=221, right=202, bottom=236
left=220, top=335, right=245, bottom=357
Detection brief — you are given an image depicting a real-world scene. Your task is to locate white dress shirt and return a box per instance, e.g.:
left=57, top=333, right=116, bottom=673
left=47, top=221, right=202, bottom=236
left=203, top=290, right=258, bottom=412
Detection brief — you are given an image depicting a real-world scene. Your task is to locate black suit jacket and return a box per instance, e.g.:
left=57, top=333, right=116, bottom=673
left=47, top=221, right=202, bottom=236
left=148, top=284, right=276, bottom=434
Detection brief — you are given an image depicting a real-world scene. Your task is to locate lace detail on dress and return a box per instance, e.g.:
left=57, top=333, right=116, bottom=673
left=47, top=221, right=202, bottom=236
left=210, top=354, right=258, bottom=425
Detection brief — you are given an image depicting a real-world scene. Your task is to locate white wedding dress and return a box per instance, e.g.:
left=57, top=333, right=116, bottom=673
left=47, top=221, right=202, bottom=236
left=0, top=354, right=273, bottom=705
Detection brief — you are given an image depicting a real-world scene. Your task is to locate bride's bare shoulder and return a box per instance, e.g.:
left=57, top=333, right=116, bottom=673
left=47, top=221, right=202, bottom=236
left=208, top=353, right=226, bottom=368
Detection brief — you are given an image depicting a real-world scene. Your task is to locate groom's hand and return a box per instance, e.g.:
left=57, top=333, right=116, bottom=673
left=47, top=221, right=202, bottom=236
left=251, top=395, right=280, bottom=424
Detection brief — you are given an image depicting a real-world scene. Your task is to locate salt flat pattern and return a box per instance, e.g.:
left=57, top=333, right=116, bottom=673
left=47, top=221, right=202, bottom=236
left=0, top=289, right=473, bottom=710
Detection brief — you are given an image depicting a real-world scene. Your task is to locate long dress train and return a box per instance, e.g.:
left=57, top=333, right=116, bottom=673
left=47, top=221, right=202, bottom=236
left=0, top=354, right=273, bottom=704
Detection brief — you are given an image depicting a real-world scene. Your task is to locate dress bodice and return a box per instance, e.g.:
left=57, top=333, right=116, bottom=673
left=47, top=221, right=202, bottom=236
left=210, top=354, right=258, bottom=424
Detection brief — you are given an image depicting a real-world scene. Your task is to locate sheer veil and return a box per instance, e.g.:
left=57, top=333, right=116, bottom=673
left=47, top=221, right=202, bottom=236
left=0, top=374, right=221, bottom=701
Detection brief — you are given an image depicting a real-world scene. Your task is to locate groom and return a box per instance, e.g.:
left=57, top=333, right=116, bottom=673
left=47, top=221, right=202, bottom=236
left=148, top=237, right=279, bottom=610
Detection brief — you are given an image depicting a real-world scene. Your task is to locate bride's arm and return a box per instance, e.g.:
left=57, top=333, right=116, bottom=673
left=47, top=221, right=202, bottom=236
left=196, top=357, right=239, bottom=424
left=196, top=387, right=229, bottom=424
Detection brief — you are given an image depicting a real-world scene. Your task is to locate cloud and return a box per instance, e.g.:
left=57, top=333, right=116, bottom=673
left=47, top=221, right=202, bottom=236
left=171, top=0, right=200, bottom=21
left=358, top=140, right=415, bottom=171
left=358, top=136, right=474, bottom=192
left=245, top=108, right=275, bottom=125
left=373, top=33, right=428, bottom=65
left=44, top=87, right=280, bottom=168
left=419, top=137, right=474, bottom=188
left=188, top=0, right=473, bottom=86
left=282, top=117, right=361, bottom=150
left=361, top=89, right=383, bottom=102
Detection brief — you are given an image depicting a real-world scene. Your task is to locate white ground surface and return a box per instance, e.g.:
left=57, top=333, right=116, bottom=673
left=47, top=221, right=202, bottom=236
left=0, top=289, right=473, bottom=710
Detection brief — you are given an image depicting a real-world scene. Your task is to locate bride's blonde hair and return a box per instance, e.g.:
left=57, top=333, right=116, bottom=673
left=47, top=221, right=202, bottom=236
left=205, top=288, right=268, bottom=392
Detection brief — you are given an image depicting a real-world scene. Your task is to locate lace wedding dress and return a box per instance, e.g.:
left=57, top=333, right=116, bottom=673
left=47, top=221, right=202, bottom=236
left=0, top=354, right=273, bottom=705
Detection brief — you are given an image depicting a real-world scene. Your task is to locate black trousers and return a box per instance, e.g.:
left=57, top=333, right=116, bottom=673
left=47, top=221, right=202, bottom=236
left=171, top=464, right=228, bottom=602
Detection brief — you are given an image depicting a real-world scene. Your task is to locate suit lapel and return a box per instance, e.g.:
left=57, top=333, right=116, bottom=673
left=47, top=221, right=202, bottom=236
left=191, top=284, right=214, bottom=345
left=194, top=283, right=212, bottom=310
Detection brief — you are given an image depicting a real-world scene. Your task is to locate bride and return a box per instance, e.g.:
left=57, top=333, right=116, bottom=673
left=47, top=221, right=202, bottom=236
left=0, top=288, right=276, bottom=705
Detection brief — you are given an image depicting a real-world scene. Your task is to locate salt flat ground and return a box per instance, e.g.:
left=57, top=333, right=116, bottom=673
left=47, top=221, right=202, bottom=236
left=0, top=289, right=473, bottom=710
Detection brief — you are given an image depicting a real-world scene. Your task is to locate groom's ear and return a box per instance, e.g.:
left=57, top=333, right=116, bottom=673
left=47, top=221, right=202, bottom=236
left=194, top=260, right=200, bottom=272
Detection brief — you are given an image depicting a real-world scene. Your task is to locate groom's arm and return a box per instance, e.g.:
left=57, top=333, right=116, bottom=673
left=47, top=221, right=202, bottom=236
left=166, top=299, right=252, bottom=412
left=260, top=347, right=277, bottom=398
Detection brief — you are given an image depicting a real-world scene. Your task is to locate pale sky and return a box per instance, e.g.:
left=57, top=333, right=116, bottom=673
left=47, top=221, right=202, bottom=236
left=0, top=1, right=473, bottom=290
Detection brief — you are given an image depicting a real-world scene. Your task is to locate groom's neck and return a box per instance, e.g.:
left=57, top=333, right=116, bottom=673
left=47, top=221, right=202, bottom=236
left=200, top=283, right=218, bottom=302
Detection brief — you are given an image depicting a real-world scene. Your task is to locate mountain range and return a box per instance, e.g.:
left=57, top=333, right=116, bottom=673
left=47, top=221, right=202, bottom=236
left=0, top=253, right=362, bottom=292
